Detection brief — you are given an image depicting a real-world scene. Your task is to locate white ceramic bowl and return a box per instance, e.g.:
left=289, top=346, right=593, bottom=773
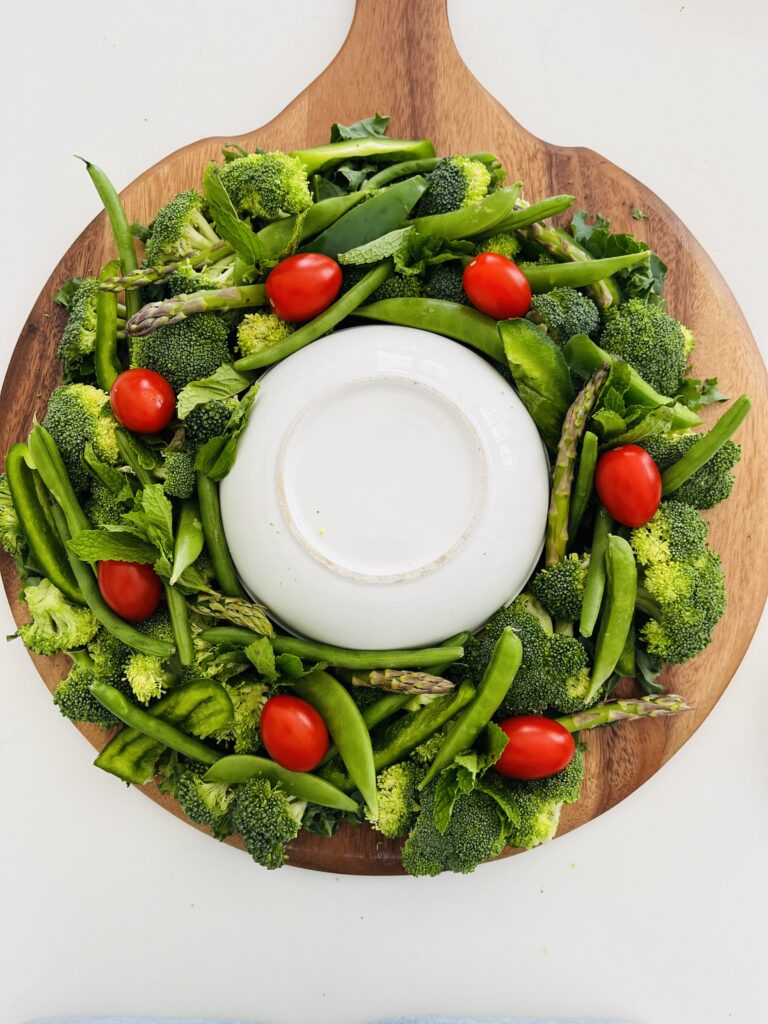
left=220, top=324, right=549, bottom=649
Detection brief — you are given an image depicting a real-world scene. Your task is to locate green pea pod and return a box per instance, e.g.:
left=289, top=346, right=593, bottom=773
left=234, top=261, right=393, bottom=371
left=568, top=430, right=599, bottom=537
left=499, top=318, right=574, bottom=451
left=165, top=584, right=193, bottom=667
left=363, top=158, right=442, bottom=190
left=94, top=259, right=123, bottom=391
left=5, top=443, right=82, bottom=603
left=356, top=298, right=505, bottom=364
left=410, top=185, right=521, bottom=240
left=196, top=472, right=244, bottom=598
left=256, top=192, right=366, bottom=258
left=171, top=499, right=204, bottom=585
left=616, top=621, right=636, bottom=678
left=523, top=251, right=650, bottom=293
left=93, top=679, right=233, bottom=784
left=293, top=670, right=378, bottom=816
left=563, top=335, right=702, bottom=430
left=587, top=534, right=638, bottom=702
left=420, top=629, right=522, bottom=789
left=579, top=506, right=613, bottom=638
left=203, top=755, right=358, bottom=812
left=292, top=137, right=436, bottom=176
left=300, top=177, right=427, bottom=259
left=485, top=194, right=575, bottom=236
left=661, top=395, right=751, bottom=495
left=28, top=423, right=91, bottom=538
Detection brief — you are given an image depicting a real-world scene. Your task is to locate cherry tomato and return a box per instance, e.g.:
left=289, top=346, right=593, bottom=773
left=265, top=253, right=342, bottom=323
left=98, top=561, right=162, bottom=621
left=110, top=368, right=176, bottom=434
left=494, top=716, right=576, bottom=780
left=260, top=694, right=329, bottom=772
left=462, top=252, right=532, bottom=320
left=595, top=444, right=662, bottom=528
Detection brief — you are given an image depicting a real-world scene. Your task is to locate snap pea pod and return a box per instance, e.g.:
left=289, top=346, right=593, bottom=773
left=94, top=259, right=123, bottom=391
left=363, top=158, right=441, bottom=190
left=563, top=334, right=702, bottom=430
left=234, top=261, right=393, bottom=371
left=579, top=507, right=613, bottom=638
left=170, top=499, right=204, bottom=585
left=299, top=177, right=427, bottom=259
left=293, top=670, right=378, bottom=816
left=586, top=534, right=637, bottom=703
left=616, top=621, right=636, bottom=678
left=93, top=678, right=234, bottom=784
left=661, top=395, right=751, bottom=495
left=196, top=471, right=244, bottom=598
left=256, top=192, right=366, bottom=257
left=420, top=629, right=523, bottom=788
left=27, top=423, right=91, bottom=538
left=5, top=443, right=82, bottom=603
left=410, top=185, right=522, bottom=240
left=523, top=251, right=650, bottom=294
left=291, top=137, right=436, bottom=175
left=356, top=298, right=505, bottom=364
left=203, top=755, right=358, bottom=812
left=482, top=193, right=575, bottom=236
left=568, top=430, right=599, bottom=538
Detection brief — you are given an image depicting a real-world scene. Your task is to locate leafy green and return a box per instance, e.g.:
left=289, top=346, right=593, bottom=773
left=195, top=384, right=259, bottom=481
left=67, top=530, right=158, bottom=564
left=589, top=359, right=674, bottom=446
left=432, top=723, right=511, bottom=834
left=177, top=365, right=253, bottom=420
left=571, top=211, right=666, bottom=303
left=245, top=637, right=278, bottom=682
left=330, top=113, right=389, bottom=142
left=202, top=162, right=264, bottom=265
left=675, top=376, right=726, bottom=411
left=54, top=278, right=88, bottom=309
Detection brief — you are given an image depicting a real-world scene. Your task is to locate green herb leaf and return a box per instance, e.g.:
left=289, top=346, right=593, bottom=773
left=176, top=365, right=253, bottom=420
left=83, top=443, right=133, bottom=500
left=330, top=113, right=390, bottom=142
left=67, top=530, right=159, bottom=564
left=245, top=637, right=278, bottom=682
left=675, top=376, right=726, bottom=411
left=571, top=210, right=667, bottom=303
left=54, top=278, right=87, bottom=309
left=432, top=766, right=461, bottom=835
left=195, top=384, right=258, bottom=481
left=203, top=161, right=265, bottom=266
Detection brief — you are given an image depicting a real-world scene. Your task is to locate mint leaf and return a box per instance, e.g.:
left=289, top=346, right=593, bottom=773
left=177, top=364, right=253, bottom=420
left=195, top=384, right=258, bottom=481
left=339, top=227, right=414, bottom=266
left=330, top=114, right=389, bottom=142
left=67, top=530, right=158, bottom=564
left=433, top=766, right=461, bottom=835
left=203, top=161, right=265, bottom=266
left=245, top=637, right=277, bottom=682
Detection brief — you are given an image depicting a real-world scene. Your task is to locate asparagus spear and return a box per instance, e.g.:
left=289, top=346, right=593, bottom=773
left=556, top=693, right=692, bottom=732
left=99, top=241, right=235, bottom=292
left=125, top=284, right=267, bottom=336
left=351, top=670, right=455, bottom=695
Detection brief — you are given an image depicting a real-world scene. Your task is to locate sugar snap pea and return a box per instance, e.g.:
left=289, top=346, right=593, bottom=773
left=579, top=506, right=613, bottom=638
left=420, top=628, right=523, bottom=788
left=27, top=423, right=91, bottom=538
left=256, top=192, right=367, bottom=258
left=196, top=471, right=244, bottom=598
left=569, top=430, right=599, bottom=538
left=410, top=185, right=521, bottom=240
left=616, top=621, right=636, bottom=678
left=203, top=755, right=358, bottom=812
left=170, top=499, right=204, bottom=585
left=661, top=395, right=751, bottom=495
left=586, top=534, right=637, bottom=702
left=293, top=670, right=378, bottom=816
left=523, top=251, right=650, bottom=293
left=483, top=193, right=575, bottom=236
left=94, top=260, right=123, bottom=391
left=363, top=158, right=441, bottom=190
left=291, top=137, right=436, bottom=176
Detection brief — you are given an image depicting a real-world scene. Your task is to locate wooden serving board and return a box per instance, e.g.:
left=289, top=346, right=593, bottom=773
left=2, top=0, right=766, bottom=875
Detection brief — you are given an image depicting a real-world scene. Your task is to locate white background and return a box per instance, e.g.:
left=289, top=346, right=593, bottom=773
left=1, top=2, right=766, bottom=1022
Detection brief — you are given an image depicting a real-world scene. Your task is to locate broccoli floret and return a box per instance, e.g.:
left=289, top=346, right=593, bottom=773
left=184, top=400, right=236, bottom=447
left=505, top=746, right=585, bottom=850
left=366, top=761, right=421, bottom=838
left=218, top=152, right=312, bottom=221
left=528, top=287, right=600, bottom=346
left=214, top=680, right=268, bottom=753
left=639, top=433, right=741, bottom=509
left=58, top=277, right=125, bottom=370
left=402, top=781, right=507, bottom=876
left=236, top=311, right=295, bottom=358
left=0, top=473, right=24, bottom=556
left=230, top=777, right=302, bottom=869
left=600, top=299, right=690, bottom=396
left=124, top=610, right=176, bottom=703
left=462, top=599, right=592, bottom=716
left=475, top=233, right=521, bottom=260
left=174, top=765, right=233, bottom=840
left=369, top=274, right=424, bottom=302
left=42, top=384, right=120, bottom=491
left=415, top=157, right=491, bottom=217
left=167, top=255, right=237, bottom=296
left=143, top=189, right=222, bottom=266
left=410, top=730, right=445, bottom=766
left=17, top=579, right=98, bottom=656
left=130, top=315, right=231, bottom=391
left=530, top=554, right=588, bottom=622
left=158, top=448, right=196, bottom=499
left=425, top=263, right=469, bottom=305
left=53, top=657, right=122, bottom=727
left=87, top=627, right=131, bottom=686
left=84, top=480, right=129, bottom=528
left=631, top=500, right=726, bottom=664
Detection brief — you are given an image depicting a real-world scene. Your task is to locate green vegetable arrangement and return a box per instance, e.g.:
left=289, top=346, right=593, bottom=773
left=1, top=114, right=750, bottom=875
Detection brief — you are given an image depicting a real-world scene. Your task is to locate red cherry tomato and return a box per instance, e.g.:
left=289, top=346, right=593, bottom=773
left=97, top=561, right=162, bottom=621
left=260, top=694, right=329, bottom=772
left=110, top=368, right=176, bottom=434
left=462, top=252, right=532, bottom=320
left=494, top=716, right=576, bottom=780
left=595, top=444, right=662, bottom=527
left=265, top=253, right=342, bottom=324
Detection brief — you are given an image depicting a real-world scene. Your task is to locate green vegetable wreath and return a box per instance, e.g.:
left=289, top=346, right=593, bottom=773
left=1, top=113, right=750, bottom=875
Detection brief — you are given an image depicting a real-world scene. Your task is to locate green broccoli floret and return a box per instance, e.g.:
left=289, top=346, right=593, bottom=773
left=17, top=579, right=99, bottom=655
left=415, top=157, right=491, bottom=217
left=167, top=255, right=237, bottom=296
left=214, top=680, right=268, bottom=753
left=402, top=781, right=507, bottom=876
left=462, top=599, right=592, bottom=716
left=158, top=448, right=196, bottom=499
left=425, top=263, right=469, bottom=305
left=42, top=384, right=120, bottom=491
left=528, top=287, right=600, bottom=346
left=236, top=311, right=295, bottom=358
left=410, top=730, right=445, bottom=766
left=639, top=432, right=741, bottom=509
left=53, top=656, right=121, bottom=727
left=143, top=189, right=223, bottom=266
left=184, top=400, right=236, bottom=447
left=631, top=500, right=726, bottom=664
left=124, top=610, right=176, bottom=703
left=174, top=765, right=233, bottom=839
left=84, top=480, right=129, bottom=528
left=218, top=152, right=312, bottom=221
left=58, top=277, right=126, bottom=370
left=0, top=473, right=24, bottom=556
left=475, top=233, right=521, bottom=260
left=599, top=299, right=690, bottom=396
left=87, top=627, right=131, bottom=686
left=530, top=554, right=588, bottom=622
left=369, top=274, right=424, bottom=302
left=366, top=761, right=422, bottom=838
left=230, top=777, right=302, bottom=869
left=505, top=746, right=585, bottom=850
left=130, top=315, right=231, bottom=391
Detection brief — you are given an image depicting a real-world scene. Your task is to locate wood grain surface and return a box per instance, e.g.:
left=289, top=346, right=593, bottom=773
left=1, top=0, right=766, bottom=875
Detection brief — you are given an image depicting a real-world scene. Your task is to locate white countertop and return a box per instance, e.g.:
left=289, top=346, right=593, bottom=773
left=1, top=3, right=766, bottom=1022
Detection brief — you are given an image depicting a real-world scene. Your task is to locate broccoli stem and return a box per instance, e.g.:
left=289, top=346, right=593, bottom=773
left=99, top=241, right=235, bottom=292
left=555, top=693, right=692, bottom=732
left=545, top=365, right=610, bottom=567
left=125, top=284, right=267, bottom=337
left=661, top=395, right=751, bottom=496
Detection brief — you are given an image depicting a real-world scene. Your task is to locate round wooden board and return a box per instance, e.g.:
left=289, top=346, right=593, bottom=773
left=2, top=0, right=766, bottom=875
